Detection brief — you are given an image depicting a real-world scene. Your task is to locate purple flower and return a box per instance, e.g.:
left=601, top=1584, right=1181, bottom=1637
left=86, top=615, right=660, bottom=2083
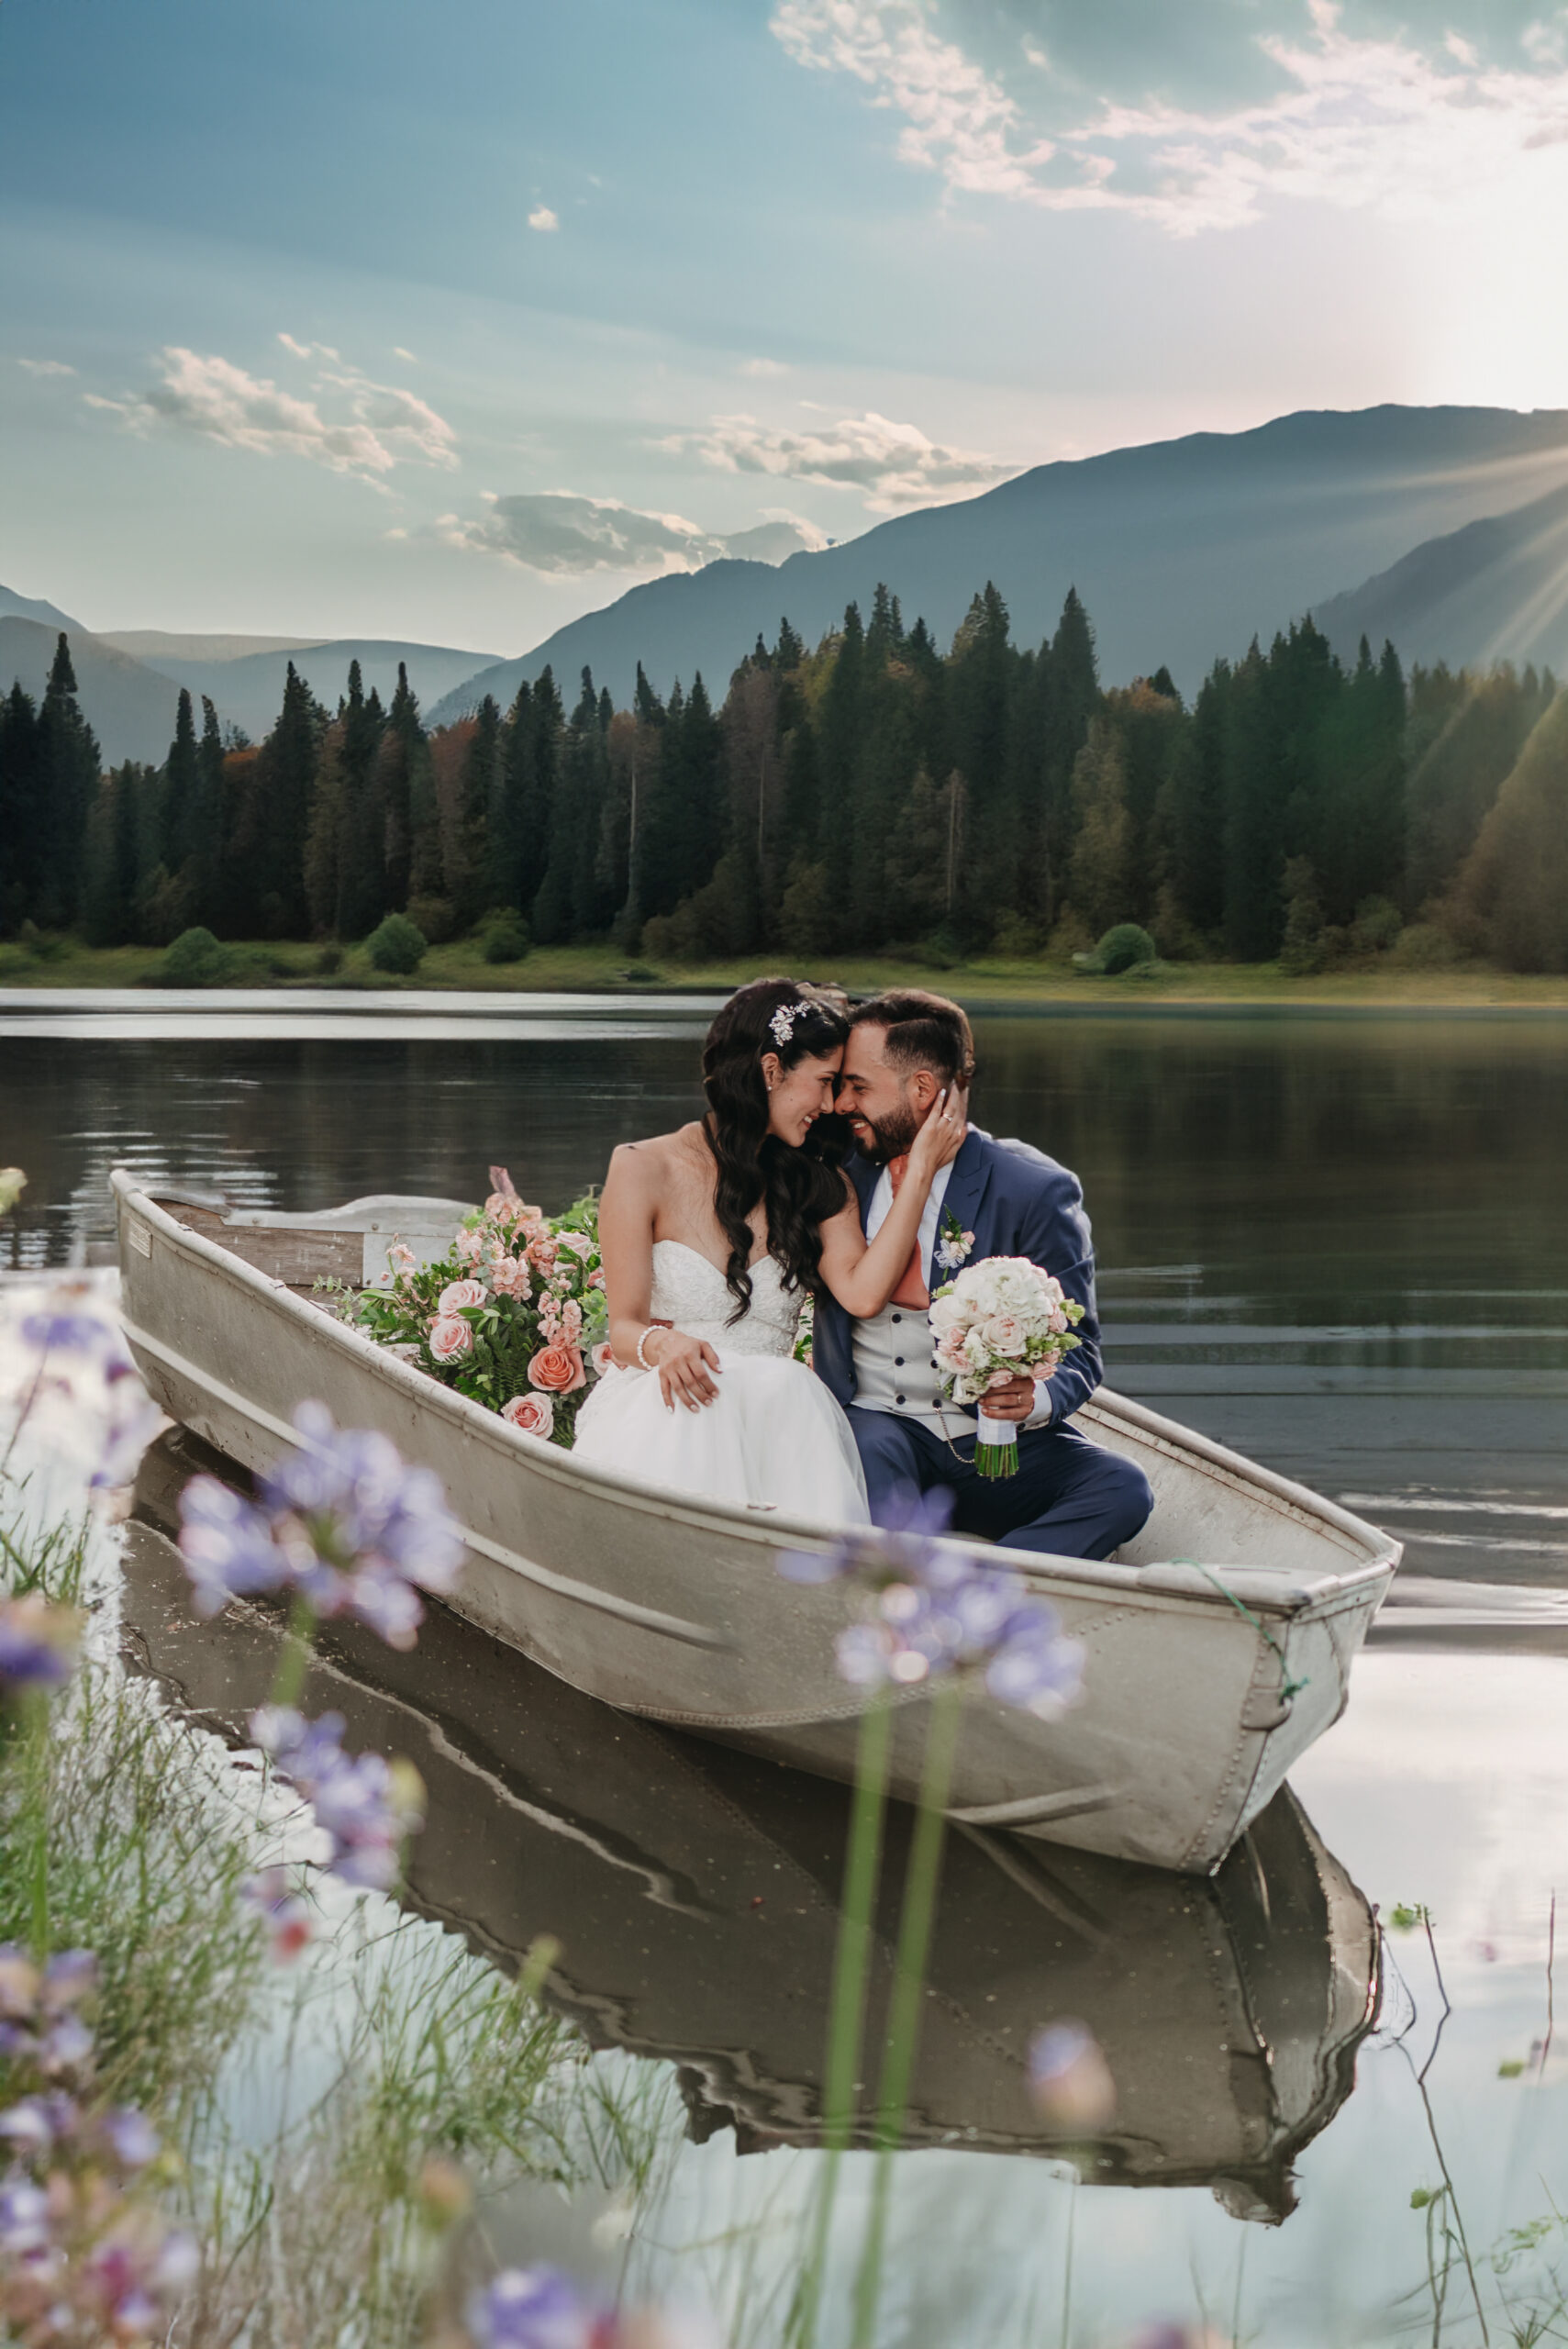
left=779, top=1483, right=953, bottom=1588
left=465, top=2265, right=604, bottom=2349
left=177, top=1403, right=464, bottom=1649
left=100, top=2106, right=160, bottom=2172
left=1028, top=2020, right=1117, bottom=2130
left=0, top=2175, right=51, bottom=2256
left=19, top=1309, right=116, bottom=1356
left=0, top=1593, right=82, bottom=1696
left=39, top=1950, right=97, bottom=2011
left=241, top=1868, right=314, bottom=1960
left=0, top=2096, right=63, bottom=2157
left=250, top=1708, right=425, bottom=1890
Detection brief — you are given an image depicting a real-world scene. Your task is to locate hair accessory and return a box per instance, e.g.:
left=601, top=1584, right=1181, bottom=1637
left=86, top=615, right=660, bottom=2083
left=769, top=1001, right=807, bottom=1049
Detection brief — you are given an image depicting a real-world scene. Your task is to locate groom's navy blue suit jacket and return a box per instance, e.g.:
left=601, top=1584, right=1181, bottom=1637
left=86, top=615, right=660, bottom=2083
left=811, top=1128, right=1105, bottom=1426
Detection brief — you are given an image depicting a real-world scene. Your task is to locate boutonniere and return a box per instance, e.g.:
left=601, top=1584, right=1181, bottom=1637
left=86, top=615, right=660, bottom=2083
left=935, top=1210, right=975, bottom=1274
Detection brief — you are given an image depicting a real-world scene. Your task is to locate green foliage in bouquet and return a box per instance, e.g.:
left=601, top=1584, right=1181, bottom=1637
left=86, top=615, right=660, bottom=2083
left=346, top=1180, right=607, bottom=1448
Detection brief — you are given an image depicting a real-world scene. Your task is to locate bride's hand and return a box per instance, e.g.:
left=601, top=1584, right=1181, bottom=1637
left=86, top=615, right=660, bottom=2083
left=645, top=1325, right=722, bottom=1412
left=906, top=1083, right=970, bottom=1184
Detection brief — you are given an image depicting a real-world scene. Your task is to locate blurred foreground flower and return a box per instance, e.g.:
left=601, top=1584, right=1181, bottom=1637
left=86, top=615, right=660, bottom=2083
left=178, top=1400, right=464, bottom=1645
left=3, top=1282, right=161, bottom=1496
left=463, top=2262, right=701, bottom=2349
left=0, top=1945, right=97, bottom=2077
left=0, top=1593, right=83, bottom=1700
left=1029, top=2020, right=1117, bottom=2131
left=240, top=1866, right=315, bottom=1960
left=781, top=1486, right=1084, bottom=1718
left=250, top=1707, right=425, bottom=1890
left=0, top=1170, right=25, bottom=1217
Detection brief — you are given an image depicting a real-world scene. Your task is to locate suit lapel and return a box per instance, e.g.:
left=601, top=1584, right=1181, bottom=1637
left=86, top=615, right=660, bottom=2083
left=848, top=1151, right=881, bottom=1229
left=928, top=1130, right=992, bottom=1287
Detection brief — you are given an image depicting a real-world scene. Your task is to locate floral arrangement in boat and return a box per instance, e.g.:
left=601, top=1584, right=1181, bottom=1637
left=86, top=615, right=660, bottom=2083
left=344, top=1171, right=607, bottom=1449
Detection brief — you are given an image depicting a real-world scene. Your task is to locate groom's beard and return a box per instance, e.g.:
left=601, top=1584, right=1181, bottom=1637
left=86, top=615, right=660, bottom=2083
left=850, top=1105, right=921, bottom=1164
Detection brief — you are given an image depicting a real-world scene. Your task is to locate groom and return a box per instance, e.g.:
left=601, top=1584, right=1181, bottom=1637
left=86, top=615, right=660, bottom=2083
left=812, top=989, right=1153, bottom=1561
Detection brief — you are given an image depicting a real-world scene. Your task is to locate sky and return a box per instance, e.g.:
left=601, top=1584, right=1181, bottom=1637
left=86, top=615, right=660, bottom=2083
left=5, top=0, right=1568, bottom=657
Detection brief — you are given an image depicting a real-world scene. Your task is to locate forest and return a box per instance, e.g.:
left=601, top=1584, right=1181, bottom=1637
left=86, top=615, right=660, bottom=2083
left=2, top=581, right=1566, bottom=973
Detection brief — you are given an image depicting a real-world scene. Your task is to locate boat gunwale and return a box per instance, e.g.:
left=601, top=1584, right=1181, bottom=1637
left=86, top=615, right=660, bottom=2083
left=113, top=1170, right=1398, bottom=1616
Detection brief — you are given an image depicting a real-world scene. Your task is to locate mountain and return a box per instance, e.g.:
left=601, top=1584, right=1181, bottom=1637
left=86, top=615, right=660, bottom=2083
left=109, top=636, right=503, bottom=743
left=0, top=614, right=195, bottom=765
left=102, top=629, right=327, bottom=662
left=424, top=405, right=1568, bottom=726
left=1313, top=481, right=1568, bottom=676
left=0, top=583, right=85, bottom=633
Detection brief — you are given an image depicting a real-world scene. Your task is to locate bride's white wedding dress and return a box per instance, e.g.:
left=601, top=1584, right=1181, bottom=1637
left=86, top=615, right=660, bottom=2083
left=572, top=1241, right=870, bottom=1526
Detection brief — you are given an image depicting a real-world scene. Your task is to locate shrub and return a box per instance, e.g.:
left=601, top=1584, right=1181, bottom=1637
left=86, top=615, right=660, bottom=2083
left=617, top=963, right=660, bottom=984
left=1046, top=906, right=1095, bottom=964
left=480, top=909, right=529, bottom=964
left=161, top=927, right=235, bottom=987
left=316, top=942, right=344, bottom=975
left=404, top=894, right=456, bottom=945
left=990, top=911, right=1044, bottom=960
left=1390, top=919, right=1463, bottom=971
left=1349, top=896, right=1403, bottom=954
left=1095, top=922, right=1158, bottom=975
left=366, top=914, right=428, bottom=975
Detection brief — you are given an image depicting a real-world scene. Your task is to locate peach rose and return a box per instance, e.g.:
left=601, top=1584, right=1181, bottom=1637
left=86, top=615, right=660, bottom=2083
left=590, top=1341, right=617, bottom=1378
left=502, top=1392, right=554, bottom=1439
left=428, top=1315, right=473, bottom=1363
left=438, top=1278, right=486, bottom=1314
left=527, top=1342, right=585, bottom=1395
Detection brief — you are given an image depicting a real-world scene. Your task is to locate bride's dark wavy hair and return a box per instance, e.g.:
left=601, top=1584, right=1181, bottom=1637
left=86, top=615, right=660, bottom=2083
left=702, top=977, right=851, bottom=1319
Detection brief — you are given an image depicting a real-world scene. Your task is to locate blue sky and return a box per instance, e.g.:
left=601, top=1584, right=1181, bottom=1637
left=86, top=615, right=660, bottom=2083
left=6, top=0, right=1568, bottom=654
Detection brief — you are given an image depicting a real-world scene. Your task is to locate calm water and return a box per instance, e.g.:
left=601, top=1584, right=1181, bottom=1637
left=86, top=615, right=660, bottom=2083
left=5, top=998, right=1566, bottom=1575
left=7, top=997, right=1568, bottom=2344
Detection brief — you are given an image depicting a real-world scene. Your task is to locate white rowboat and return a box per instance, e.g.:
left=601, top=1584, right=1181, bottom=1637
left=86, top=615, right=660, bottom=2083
left=112, top=1169, right=1399, bottom=1875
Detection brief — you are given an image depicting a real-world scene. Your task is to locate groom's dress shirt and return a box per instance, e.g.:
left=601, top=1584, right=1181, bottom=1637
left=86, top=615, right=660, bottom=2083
left=853, top=1139, right=1053, bottom=1434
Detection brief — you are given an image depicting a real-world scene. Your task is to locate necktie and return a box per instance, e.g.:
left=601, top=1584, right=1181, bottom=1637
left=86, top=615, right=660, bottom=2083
left=884, top=1155, right=929, bottom=1308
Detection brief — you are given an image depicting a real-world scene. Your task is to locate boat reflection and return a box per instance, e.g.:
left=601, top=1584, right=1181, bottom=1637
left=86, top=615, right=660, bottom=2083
left=121, top=1428, right=1380, bottom=2224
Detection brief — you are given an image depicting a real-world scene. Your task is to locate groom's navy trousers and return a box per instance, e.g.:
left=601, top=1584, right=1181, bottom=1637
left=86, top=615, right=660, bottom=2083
left=848, top=1409, right=1151, bottom=1562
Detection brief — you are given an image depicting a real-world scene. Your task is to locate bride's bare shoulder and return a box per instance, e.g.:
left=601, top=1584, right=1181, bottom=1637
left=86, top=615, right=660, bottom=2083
left=606, top=1123, right=706, bottom=1185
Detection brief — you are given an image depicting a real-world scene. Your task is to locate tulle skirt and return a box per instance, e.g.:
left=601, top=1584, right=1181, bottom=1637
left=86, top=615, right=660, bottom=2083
left=572, top=1352, right=870, bottom=1528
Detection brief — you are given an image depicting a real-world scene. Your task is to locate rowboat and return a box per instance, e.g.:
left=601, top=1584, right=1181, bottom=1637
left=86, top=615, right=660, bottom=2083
left=122, top=1424, right=1381, bottom=2219
left=112, top=1170, right=1400, bottom=1876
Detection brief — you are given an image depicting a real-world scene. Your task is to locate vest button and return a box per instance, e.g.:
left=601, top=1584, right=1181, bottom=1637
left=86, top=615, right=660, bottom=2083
left=895, top=1394, right=906, bottom=1406
left=891, top=1313, right=902, bottom=1324
left=895, top=1356, right=904, bottom=1366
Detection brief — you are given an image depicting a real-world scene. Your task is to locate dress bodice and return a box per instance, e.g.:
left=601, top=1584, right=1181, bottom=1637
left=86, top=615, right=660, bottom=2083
left=650, top=1240, right=800, bottom=1358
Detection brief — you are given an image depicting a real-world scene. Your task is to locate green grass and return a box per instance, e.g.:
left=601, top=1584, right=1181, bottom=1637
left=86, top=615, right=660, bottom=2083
left=4, top=933, right=1568, bottom=1006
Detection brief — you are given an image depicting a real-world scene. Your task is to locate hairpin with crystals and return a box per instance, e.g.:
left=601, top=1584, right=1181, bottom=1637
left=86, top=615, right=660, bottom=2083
left=769, top=1001, right=807, bottom=1050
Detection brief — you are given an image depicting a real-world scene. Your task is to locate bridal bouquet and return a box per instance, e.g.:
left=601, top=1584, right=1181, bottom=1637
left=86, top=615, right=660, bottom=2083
left=346, top=1172, right=608, bottom=1450
left=929, top=1255, right=1084, bottom=1479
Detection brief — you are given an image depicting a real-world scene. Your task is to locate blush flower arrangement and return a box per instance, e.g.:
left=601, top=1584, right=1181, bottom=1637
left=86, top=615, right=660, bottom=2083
left=929, top=1253, right=1084, bottom=1478
left=345, top=1172, right=607, bottom=1449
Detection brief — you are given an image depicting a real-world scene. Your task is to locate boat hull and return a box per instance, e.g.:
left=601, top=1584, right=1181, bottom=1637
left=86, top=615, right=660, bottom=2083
left=112, top=1171, right=1398, bottom=1874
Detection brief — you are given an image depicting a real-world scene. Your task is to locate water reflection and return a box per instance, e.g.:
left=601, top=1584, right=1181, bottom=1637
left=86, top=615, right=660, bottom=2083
left=123, top=1426, right=1378, bottom=2224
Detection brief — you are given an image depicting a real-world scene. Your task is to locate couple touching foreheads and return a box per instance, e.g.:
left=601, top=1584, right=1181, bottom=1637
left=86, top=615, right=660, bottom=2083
left=573, top=979, right=1152, bottom=1561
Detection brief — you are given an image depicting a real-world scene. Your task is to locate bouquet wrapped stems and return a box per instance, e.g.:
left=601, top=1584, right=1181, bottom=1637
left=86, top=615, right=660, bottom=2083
left=973, top=1408, right=1019, bottom=1480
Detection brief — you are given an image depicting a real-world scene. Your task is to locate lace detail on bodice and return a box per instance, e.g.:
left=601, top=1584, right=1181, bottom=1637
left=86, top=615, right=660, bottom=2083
left=649, top=1241, right=800, bottom=1358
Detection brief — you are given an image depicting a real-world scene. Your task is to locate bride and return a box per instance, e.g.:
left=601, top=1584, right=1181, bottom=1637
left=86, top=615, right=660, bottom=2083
left=573, top=976, right=965, bottom=1523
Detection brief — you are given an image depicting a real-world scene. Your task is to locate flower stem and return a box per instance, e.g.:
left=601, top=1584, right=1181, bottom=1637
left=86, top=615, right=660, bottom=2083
left=269, top=1595, right=318, bottom=1711
left=789, top=1691, right=893, bottom=2349
left=851, top=1678, right=965, bottom=2349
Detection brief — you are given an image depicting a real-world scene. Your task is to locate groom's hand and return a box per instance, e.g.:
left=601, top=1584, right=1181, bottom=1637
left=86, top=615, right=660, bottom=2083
left=982, top=1374, right=1036, bottom=1422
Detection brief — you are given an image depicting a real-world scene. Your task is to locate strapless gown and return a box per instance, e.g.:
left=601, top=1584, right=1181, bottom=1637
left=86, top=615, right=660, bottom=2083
left=571, top=1241, right=871, bottom=1526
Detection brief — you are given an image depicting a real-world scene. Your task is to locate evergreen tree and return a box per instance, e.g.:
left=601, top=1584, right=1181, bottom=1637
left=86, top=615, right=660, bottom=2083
left=161, top=689, right=200, bottom=876
left=35, top=635, right=101, bottom=927
left=449, top=695, right=501, bottom=930
left=247, top=662, right=322, bottom=933
left=1038, top=589, right=1100, bottom=928
left=335, top=662, right=388, bottom=937
left=381, top=662, right=421, bottom=911
left=0, top=683, right=42, bottom=931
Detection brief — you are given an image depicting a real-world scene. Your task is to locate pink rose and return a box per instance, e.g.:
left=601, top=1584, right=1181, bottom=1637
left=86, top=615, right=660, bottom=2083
left=590, top=1341, right=617, bottom=1378
left=528, top=1342, right=586, bottom=1395
left=981, top=1313, right=1027, bottom=1359
left=588, top=1268, right=606, bottom=1290
left=438, top=1278, right=485, bottom=1314
left=502, top=1392, right=555, bottom=1439
left=428, top=1315, right=473, bottom=1363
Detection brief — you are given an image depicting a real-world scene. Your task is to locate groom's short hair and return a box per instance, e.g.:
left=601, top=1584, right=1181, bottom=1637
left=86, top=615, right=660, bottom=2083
left=850, top=990, right=975, bottom=1086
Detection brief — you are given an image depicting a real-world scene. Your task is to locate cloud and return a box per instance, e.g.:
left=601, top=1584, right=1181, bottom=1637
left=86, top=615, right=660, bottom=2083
left=393, top=346, right=418, bottom=363
left=740, top=356, right=789, bottom=377
left=16, top=357, right=76, bottom=377
left=771, top=0, right=1568, bottom=235
left=88, top=347, right=458, bottom=484
left=436, top=491, right=828, bottom=575
left=664, top=408, right=1007, bottom=511
left=528, top=205, right=560, bottom=232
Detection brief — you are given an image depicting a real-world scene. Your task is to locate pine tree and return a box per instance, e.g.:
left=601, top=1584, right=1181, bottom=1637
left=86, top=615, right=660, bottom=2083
left=0, top=682, right=42, bottom=931
left=35, top=635, right=101, bottom=927
left=161, top=689, right=200, bottom=876
left=449, top=695, right=501, bottom=930
left=248, top=662, right=322, bottom=934
left=1038, top=589, right=1100, bottom=928
left=1067, top=716, right=1131, bottom=938
left=381, top=662, right=421, bottom=910
left=335, top=662, right=387, bottom=937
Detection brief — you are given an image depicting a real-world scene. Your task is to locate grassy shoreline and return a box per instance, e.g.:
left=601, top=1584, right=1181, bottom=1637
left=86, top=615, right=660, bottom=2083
left=2, top=935, right=1568, bottom=1008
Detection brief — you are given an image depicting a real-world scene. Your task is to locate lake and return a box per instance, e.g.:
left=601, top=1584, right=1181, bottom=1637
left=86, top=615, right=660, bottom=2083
left=6, top=995, right=1568, bottom=2344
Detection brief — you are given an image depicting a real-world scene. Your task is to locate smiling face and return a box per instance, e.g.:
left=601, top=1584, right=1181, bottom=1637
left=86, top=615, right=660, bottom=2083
left=763, top=1046, right=844, bottom=1148
left=834, top=1022, right=940, bottom=1161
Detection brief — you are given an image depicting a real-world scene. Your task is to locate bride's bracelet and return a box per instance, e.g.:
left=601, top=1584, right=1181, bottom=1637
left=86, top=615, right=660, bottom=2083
left=636, top=1325, right=662, bottom=1371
